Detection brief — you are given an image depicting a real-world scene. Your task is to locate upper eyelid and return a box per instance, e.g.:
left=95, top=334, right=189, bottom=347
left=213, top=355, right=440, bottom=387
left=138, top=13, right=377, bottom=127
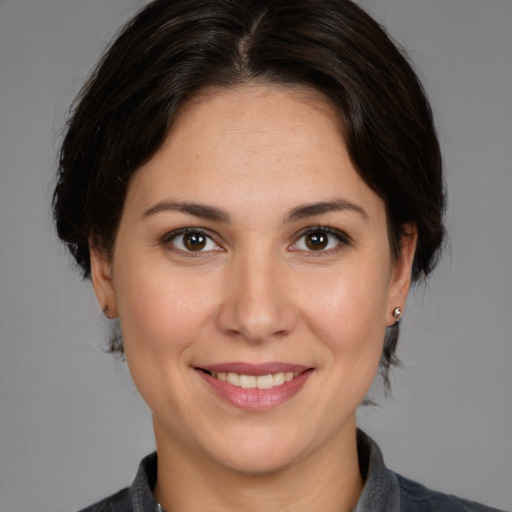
left=160, top=227, right=225, bottom=254
left=293, top=225, right=351, bottom=243
left=288, top=227, right=351, bottom=256
left=162, top=227, right=220, bottom=243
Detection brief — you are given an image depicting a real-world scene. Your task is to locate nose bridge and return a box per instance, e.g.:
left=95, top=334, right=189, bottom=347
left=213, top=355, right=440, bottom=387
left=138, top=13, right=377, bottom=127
left=217, top=240, right=296, bottom=342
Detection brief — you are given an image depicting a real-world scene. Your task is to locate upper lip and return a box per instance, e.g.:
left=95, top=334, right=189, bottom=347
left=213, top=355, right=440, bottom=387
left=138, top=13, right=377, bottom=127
left=196, top=362, right=311, bottom=376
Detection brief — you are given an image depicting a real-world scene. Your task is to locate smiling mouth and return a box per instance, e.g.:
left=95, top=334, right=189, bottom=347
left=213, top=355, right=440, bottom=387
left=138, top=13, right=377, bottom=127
left=204, top=371, right=300, bottom=389
left=197, top=366, right=312, bottom=409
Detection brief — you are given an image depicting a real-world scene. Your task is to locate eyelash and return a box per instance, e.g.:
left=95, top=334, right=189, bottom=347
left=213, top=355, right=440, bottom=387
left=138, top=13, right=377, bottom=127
left=160, top=225, right=350, bottom=256
left=161, top=227, right=223, bottom=257
left=290, top=226, right=351, bottom=255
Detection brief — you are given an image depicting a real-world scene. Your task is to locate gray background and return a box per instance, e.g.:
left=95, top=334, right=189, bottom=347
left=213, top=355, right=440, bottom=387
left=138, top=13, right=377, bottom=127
left=0, top=0, right=511, bottom=510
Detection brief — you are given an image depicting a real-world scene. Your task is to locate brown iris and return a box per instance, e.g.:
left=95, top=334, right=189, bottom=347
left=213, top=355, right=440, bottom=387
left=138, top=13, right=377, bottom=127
left=183, top=233, right=207, bottom=251
left=305, top=231, right=329, bottom=250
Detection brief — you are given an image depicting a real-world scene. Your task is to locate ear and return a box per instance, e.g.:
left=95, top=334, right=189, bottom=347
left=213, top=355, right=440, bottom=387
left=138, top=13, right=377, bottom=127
left=386, top=224, right=417, bottom=326
left=90, top=245, right=118, bottom=318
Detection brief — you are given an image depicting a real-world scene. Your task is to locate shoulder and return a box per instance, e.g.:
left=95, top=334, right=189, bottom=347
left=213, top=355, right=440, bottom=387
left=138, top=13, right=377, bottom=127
left=77, top=487, right=131, bottom=512
left=395, top=473, right=505, bottom=512
left=356, top=430, right=504, bottom=512
left=76, top=452, right=159, bottom=512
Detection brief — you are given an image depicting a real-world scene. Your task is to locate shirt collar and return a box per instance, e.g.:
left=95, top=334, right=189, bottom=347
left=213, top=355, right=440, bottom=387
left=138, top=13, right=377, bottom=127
left=354, top=429, right=401, bottom=512
left=128, top=451, right=160, bottom=512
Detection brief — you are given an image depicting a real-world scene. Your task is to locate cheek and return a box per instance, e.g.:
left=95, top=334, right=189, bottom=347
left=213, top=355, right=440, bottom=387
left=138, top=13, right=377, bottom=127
left=114, top=257, right=219, bottom=358
left=114, top=265, right=220, bottom=410
left=299, top=262, right=390, bottom=359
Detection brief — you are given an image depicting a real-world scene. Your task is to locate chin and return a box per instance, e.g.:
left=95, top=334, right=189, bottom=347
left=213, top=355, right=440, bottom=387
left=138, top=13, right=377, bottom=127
left=203, top=423, right=318, bottom=476
left=219, top=445, right=301, bottom=475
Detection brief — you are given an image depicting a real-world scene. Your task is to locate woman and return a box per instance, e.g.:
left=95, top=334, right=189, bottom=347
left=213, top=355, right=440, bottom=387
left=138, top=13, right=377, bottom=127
left=53, top=1, right=503, bottom=510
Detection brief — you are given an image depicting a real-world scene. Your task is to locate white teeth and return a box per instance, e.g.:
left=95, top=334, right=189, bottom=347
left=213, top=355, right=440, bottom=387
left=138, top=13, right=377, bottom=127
left=273, top=373, right=285, bottom=386
left=239, top=375, right=256, bottom=388
left=227, top=373, right=239, bottom=386
left=211, top=371, right=300, bottom=389
left=256, top=374, right=274, bottom=389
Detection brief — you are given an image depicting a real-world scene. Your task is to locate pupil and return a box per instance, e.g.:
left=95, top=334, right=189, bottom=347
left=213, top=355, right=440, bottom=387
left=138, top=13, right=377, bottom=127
left=184, top=233, right=206, bottom=251
left=306, top=232, right=328, bottom=250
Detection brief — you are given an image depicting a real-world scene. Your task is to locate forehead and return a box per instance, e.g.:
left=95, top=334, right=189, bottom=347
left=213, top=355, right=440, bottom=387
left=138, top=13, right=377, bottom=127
left=176, top=83, right=346, bottom=136
left=125, top=84, right=382, bottom=221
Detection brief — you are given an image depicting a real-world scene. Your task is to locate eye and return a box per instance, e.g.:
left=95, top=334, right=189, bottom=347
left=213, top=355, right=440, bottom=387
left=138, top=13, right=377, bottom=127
left=291, top=228, right=348, bottom=253
left=163, top=229, right=221, bottom=253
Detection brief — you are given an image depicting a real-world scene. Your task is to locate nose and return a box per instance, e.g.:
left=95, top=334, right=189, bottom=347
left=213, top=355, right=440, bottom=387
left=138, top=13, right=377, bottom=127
left=216, top=248, right=298, bottom=344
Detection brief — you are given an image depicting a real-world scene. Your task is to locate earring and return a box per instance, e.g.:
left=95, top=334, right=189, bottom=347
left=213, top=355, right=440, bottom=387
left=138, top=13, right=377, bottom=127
left=102, top=305, right=111, bottom=319
left=392, top=307, right=402, bottom=322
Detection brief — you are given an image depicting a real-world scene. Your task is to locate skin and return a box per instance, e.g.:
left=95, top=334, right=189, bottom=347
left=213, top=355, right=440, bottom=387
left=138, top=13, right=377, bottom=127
left=90, top=85, right=417, bottom=512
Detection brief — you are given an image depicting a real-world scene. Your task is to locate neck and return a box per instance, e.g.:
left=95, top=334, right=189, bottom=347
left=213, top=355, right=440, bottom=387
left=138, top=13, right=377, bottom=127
left=153, top=417, right=364, bottom=512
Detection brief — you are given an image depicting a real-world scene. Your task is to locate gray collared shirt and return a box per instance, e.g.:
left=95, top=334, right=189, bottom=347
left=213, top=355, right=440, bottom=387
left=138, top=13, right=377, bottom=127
left=78, top=430, right=504, bottom=512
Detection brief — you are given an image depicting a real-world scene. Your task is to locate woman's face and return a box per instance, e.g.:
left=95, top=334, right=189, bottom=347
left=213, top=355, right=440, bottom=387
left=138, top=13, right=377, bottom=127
left=91, top=85, right=415, bottom=474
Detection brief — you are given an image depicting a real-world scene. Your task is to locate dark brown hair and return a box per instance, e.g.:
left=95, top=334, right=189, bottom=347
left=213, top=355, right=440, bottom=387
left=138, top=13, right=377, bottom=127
left=53, top=0, right=445, bottom=383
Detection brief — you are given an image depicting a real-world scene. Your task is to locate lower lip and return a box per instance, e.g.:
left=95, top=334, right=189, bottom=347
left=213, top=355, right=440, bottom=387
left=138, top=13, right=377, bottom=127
left=197, top=370, right=313, bottom=411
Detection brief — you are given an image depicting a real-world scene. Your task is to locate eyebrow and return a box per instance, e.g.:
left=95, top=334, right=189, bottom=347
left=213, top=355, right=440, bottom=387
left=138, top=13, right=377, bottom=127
left=142, top=198, right=368, bottom=224
left=142, top=200, right=231, bottom=223
left=284, top=199, right=368, bottom=223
